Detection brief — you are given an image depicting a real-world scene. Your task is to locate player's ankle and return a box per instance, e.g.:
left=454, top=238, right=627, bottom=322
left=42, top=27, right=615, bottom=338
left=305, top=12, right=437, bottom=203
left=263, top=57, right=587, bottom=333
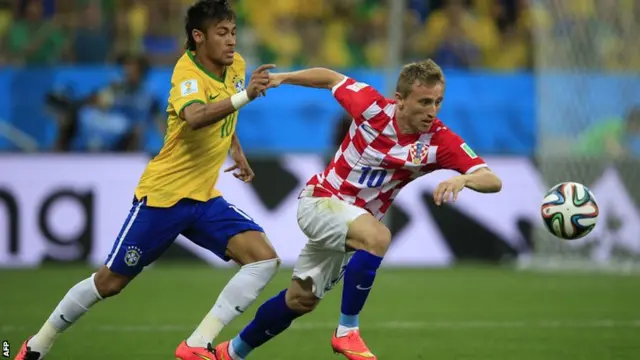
left=230, top=336, right=252, bottom=359
left=336, top=324, right=359, bottom=337
left=27, top=322, right=59, bottom=355
left=339, top=313, right=359, bottom=327
left=185, top=337, right=209, bottom=348
left=188, top=313, right=224, bottom=348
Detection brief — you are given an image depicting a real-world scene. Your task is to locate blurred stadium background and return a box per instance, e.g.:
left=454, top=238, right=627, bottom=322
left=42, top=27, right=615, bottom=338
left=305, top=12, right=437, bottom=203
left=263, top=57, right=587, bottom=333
left=1, top=0, right=640, bottom=359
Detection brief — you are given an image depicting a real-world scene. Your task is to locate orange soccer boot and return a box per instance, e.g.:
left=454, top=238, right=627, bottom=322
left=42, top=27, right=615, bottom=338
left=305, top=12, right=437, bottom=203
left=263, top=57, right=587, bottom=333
left=331, top=329, right=377, bottom=360
left=212, top=341, right=234, bottom=360
left=175, top=340, right=217, bottom=360
left=14, top=337, right=41, bottom=360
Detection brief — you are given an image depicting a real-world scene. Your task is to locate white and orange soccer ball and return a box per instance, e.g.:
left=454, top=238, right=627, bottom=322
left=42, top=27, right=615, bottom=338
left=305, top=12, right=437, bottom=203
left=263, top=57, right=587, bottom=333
left=540, top=182, right=599, bottom=240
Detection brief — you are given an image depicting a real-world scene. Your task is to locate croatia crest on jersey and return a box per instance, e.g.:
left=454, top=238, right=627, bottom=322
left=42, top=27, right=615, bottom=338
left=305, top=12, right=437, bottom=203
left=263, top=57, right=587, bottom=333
left=409, top=141, right=429, bottom=164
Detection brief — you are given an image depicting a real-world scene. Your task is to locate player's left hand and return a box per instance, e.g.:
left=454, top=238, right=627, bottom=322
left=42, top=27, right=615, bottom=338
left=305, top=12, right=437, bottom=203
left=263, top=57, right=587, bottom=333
left=225, top=149, right=255, bottom=183
left=433, top=175, right=468, bottom=205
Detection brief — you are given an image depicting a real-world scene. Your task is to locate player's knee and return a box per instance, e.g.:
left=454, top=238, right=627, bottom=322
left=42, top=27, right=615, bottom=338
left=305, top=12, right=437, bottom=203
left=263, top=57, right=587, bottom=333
left=285, top=288, right=320, bottom=314
left=243, top=250, right=280, bottom=271
left=285, top=278, right=320, bottom=314
left=347, top=215, right=392, bottom=256
left=243, top=257, right=280, bottom=282
left=358, top=226, right=392, bottom=256
left=94, top=266, right=131, bottom=298
left=228, top=231, right=279, bottom=265
left=253, top=247, right=279, bottom=263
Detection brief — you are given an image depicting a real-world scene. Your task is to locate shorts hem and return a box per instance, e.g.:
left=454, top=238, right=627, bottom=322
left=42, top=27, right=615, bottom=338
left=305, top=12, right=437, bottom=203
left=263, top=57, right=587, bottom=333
left=222, top=225, right=266, bottom=262
left=292, top=272, right=326, bottom=299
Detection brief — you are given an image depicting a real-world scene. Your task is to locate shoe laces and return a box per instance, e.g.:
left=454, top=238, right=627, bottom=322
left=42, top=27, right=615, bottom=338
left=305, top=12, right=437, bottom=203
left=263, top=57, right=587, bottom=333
left=347, top=331, right=367, bottom=348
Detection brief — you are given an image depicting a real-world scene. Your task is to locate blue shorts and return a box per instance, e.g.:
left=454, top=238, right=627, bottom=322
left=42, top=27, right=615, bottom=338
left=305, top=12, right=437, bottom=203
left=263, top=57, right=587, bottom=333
left=104, top=196, right=264, bottom=276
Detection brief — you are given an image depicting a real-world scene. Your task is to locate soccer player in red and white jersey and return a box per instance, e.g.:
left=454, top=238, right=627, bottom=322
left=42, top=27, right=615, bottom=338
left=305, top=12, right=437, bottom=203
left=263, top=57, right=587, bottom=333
left=210, top=60, right=502, bottom=360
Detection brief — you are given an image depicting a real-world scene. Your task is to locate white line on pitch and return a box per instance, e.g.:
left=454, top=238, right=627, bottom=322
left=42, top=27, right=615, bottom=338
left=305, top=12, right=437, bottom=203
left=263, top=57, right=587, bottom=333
left=3, top=320, right=640, bottom=333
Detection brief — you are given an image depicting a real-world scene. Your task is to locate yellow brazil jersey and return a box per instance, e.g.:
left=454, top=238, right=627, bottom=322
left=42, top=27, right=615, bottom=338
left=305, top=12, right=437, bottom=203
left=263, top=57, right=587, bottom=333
left=134, top=51, right=246, bottom=208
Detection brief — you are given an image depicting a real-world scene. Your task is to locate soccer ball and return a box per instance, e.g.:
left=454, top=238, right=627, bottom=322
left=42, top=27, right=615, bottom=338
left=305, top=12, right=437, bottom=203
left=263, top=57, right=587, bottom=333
left=540, top=182, right=599, bottom=240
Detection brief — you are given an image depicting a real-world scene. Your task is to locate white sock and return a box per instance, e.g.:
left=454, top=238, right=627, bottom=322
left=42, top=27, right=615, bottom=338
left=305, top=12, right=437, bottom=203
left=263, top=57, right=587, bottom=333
left=228, top=341, right=244, bottom=360
left=336, top=325, right=359, bottom=337
left=186, top=313, right=225, bottom=348
left=28, top=274, right=103, bottom=355
left=186, top=258, right=279, bottom=347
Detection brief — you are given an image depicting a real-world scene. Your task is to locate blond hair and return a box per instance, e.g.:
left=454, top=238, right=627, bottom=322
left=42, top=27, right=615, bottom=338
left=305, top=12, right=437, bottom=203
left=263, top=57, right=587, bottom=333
left=396, top=59, right=445, bottom=97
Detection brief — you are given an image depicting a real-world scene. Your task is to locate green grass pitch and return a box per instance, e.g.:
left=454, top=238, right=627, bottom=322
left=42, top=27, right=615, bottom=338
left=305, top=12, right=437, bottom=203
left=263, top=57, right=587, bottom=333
left=1, top=264, right=639, bottom=359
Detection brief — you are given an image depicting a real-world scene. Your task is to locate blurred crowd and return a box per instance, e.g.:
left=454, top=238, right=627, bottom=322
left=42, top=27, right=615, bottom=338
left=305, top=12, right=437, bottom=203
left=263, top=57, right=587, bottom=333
left=0, top=0, right=637, bottom=70
left=0, top=0, right=639, bottom=156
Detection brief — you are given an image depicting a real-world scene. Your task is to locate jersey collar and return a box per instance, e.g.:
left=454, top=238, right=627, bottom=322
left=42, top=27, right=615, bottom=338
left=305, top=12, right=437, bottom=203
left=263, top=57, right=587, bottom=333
left=392, top=115, right=442, bottom=146
left=187, top=51, right=227, bottom=84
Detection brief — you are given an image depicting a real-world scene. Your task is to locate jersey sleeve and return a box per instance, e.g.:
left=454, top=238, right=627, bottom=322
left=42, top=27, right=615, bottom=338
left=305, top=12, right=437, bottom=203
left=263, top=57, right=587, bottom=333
left=436, top=129, right=488, bottom=174
left=169, top=70, right=207, bottom=118
left=332, top=77, right=388, bottom=125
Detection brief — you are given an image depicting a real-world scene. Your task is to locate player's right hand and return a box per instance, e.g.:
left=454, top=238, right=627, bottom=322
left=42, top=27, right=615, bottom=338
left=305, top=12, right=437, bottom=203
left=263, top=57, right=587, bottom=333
left=433, top=175, right=468, bottom=206
left=247, top=64, right=276, bottom=100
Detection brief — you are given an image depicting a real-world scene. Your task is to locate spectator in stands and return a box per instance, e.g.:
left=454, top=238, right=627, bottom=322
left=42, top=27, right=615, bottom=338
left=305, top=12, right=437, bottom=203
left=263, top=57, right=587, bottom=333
left=485, top=0, right=532, bottom=70
left=624, top=108, right=640, bottom=156
left=486, top=23, right=530, bottom=70
left=592, top=0, right=639, bottom=71
left=136, top=0, right=181, bottom=65
left=70, top=0, right=113, bottom=64
left=122, top=0, right=149, bottom=56
left=5, top=0, right=65, bottom=66
left=18, top=0, right=55, bottom=17
left=432, top=1, right=481, bottom=68
left=108, top=53, right=163, bottom=154
left=573, top=107, right=640, bottom=158
left=0, top=0, right=12, bottom=64
left=411, top=0, right=490, bottom=68
left=244, top=0, right=384, bottom=68
left=0, top=0, right=11, bottom=35
left=54, top=54, right=161, bottom=153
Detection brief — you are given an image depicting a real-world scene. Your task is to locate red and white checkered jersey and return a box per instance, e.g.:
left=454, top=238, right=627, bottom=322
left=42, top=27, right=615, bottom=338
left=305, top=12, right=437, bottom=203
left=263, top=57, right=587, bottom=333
left=299, top=77, right=488, bottom=219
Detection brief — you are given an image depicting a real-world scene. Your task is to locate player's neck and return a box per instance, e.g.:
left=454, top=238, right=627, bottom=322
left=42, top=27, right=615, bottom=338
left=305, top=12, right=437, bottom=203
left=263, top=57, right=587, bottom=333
left=395, top=114, right=418, bottom=135
left=194, top=52, right=226, bottom=79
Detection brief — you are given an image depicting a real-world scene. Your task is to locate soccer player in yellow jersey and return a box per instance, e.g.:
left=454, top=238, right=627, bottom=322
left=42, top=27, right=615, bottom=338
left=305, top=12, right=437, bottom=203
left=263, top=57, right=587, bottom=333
left=15, top=1, right=280, bottom=360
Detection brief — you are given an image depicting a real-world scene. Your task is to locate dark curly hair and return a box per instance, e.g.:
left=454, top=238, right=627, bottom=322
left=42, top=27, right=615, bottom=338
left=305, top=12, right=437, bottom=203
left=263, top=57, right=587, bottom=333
left=185, top=0, right=236, bottom=51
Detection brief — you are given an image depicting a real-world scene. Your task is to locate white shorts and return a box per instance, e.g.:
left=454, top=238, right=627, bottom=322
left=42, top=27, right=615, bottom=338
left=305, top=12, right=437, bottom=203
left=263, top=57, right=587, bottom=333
left=293, top=196, right=369, bottom=298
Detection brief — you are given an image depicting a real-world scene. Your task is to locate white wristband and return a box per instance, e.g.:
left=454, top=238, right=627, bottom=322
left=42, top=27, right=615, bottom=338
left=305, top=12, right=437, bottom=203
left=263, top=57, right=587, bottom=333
left=230, top=90, right=250, bottom=110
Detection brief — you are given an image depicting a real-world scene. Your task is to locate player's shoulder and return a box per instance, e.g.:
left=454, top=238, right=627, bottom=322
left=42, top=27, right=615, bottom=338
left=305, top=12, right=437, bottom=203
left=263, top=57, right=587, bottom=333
left=335, top=77, right=387, bottom=103
left=430, top=118, right=460, bottom=142
left=229, top=52, right=246, bottom=79
left=339, top=77, right=373, bottom=92
left=172, top=52, right=203, bottom=80
left=232, top=52, right=246, bottom=67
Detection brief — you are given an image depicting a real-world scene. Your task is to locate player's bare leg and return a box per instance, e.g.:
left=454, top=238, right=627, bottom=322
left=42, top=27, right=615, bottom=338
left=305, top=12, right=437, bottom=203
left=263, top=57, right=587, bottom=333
left=212, top=277, right=317, bottom=359
left=16, top=267, right=131, bottom=360
left=176, top=231, right=279, bottom=360
left=330, top=213, right=390, bottom=360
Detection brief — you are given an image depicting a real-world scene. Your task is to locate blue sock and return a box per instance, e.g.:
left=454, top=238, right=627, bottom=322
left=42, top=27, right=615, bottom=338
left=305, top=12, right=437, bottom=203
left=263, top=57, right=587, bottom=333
left=231, top=289, right=301, bottom=358
left=340, top=250, right=383, bottom=327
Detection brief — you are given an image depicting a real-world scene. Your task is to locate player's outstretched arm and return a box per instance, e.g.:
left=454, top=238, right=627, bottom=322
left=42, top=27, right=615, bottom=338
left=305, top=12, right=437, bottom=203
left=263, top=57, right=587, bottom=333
left=268, top=68, right=345, bottom=90
left=182, top=98, right=238, bottom=130
left=461, top=167, right=502, bottom=193
left=433, top=168, right=502, bottom=205
left=182, top=64, right=275, bottom=130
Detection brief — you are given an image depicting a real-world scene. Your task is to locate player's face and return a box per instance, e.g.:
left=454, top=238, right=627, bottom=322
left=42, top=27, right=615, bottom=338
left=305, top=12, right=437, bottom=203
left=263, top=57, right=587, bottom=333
left=204, top=20, right=237, bottom=66
left=396, top=81, right=444, bottom=133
